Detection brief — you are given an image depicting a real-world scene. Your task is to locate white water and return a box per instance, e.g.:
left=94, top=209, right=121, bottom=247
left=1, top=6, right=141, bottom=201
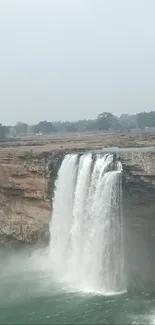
left=49, top=153, right=125, bottom=295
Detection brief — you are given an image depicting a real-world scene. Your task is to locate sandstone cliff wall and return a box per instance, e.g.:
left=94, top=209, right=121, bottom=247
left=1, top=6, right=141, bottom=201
left=121, top=152, right=155, bottom=293
left=0, top=151, right=52, bottom=247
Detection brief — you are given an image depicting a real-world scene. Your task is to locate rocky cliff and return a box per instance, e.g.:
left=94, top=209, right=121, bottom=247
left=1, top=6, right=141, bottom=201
left=121, top=152, right=155, bottom=293
left=0, top=150, right=51, bottom=247
left=1, top=146, right=155, bottom=293
left=0, top=146, right=67, bottom=247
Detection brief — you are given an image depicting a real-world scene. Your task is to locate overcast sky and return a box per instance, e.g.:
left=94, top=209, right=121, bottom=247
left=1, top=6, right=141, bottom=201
left=0, top=0, right=155, bottom=125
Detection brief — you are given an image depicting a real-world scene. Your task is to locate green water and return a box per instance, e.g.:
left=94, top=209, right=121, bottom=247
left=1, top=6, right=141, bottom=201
left=0, top=248, right=155, bottom=325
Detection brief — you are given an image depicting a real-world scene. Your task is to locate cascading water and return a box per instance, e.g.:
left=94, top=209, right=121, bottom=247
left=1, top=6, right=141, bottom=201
left=49, top=153, right=125, bottom=295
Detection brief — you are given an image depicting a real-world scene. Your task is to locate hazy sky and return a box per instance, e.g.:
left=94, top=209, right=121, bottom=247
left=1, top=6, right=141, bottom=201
left=1, top=0, right=155, bottom=125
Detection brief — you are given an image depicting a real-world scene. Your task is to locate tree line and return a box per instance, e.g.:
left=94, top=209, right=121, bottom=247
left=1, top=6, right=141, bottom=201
left=1, top=111, right=155, bottom=139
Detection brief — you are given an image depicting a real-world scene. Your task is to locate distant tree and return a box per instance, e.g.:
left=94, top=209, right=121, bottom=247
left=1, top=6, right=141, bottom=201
left=7, top=110, right=155, bottom=137
left=27, top=125, right=34, bottom=134
left=15, top=122, right=28, bottom=136
left=8, top=126, right=16, bottom=138
left=85, top=119, right=98, bottom=131
left=119, top=114, right=137, bottom=131
left=148, top=111, right=155, bottom=127
left=97, top=112, right=121, bottom=131
left=67, top=123, right=78, bottom=132
left=136, top=112, right=147, bottom=130
left=33, top=121, right=57, bottom=134
left=50, top=119, right=99, bottom=133
left=136, top=111, right=155, bottom=130
left=52, top=121, right=68, bottom=133
left=0, top=124, right=9, bottom=139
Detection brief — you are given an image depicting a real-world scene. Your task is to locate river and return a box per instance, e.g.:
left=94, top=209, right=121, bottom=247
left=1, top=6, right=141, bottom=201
left=0, top=248, right=155, bottom=325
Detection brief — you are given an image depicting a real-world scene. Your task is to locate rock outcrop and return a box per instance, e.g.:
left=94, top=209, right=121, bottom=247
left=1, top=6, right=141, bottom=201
left=121, top=152, right=155, bottom=293
left=0, top=151, right=52, bottom=247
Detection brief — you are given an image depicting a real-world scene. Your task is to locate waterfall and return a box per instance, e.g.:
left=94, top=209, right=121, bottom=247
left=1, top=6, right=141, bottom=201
left=49, top=153, right=125, bottom=295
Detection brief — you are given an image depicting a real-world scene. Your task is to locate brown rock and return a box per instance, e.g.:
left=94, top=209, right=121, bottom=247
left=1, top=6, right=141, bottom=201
left=0, top=152, right=51, bottom=247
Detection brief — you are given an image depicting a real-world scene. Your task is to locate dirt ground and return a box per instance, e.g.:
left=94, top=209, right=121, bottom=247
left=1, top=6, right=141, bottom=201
left=0, top=130, right=155, bottom=160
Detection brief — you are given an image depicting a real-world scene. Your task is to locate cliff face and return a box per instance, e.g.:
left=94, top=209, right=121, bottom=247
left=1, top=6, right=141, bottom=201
left=0, top=151, right=52, bottom=247
left=1, top=147, right=155, bottom=292
left=121, top=152, right=155, bottom=293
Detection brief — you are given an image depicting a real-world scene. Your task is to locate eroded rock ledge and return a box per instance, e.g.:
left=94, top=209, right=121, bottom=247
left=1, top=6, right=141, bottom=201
left=121, top=152, right=155, bottom=293
left=0, top=148, right=72, bottom=247
left=0, top=152, right=47, bottom=247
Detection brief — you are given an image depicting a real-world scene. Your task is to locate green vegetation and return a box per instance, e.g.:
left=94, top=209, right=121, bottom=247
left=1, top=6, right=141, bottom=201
left=97, top=112, right=122, bottom=131
left=0, top=124, right=9, bottom=140
left=1, top=110, right=155, bottom=139
left=15, top=122, right=28, bottom=136
left=33, top=121, right=56, bottom=134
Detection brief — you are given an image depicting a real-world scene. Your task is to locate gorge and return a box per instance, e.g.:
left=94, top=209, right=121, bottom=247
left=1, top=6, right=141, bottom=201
left=0, top=140, right=155, bottom=294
